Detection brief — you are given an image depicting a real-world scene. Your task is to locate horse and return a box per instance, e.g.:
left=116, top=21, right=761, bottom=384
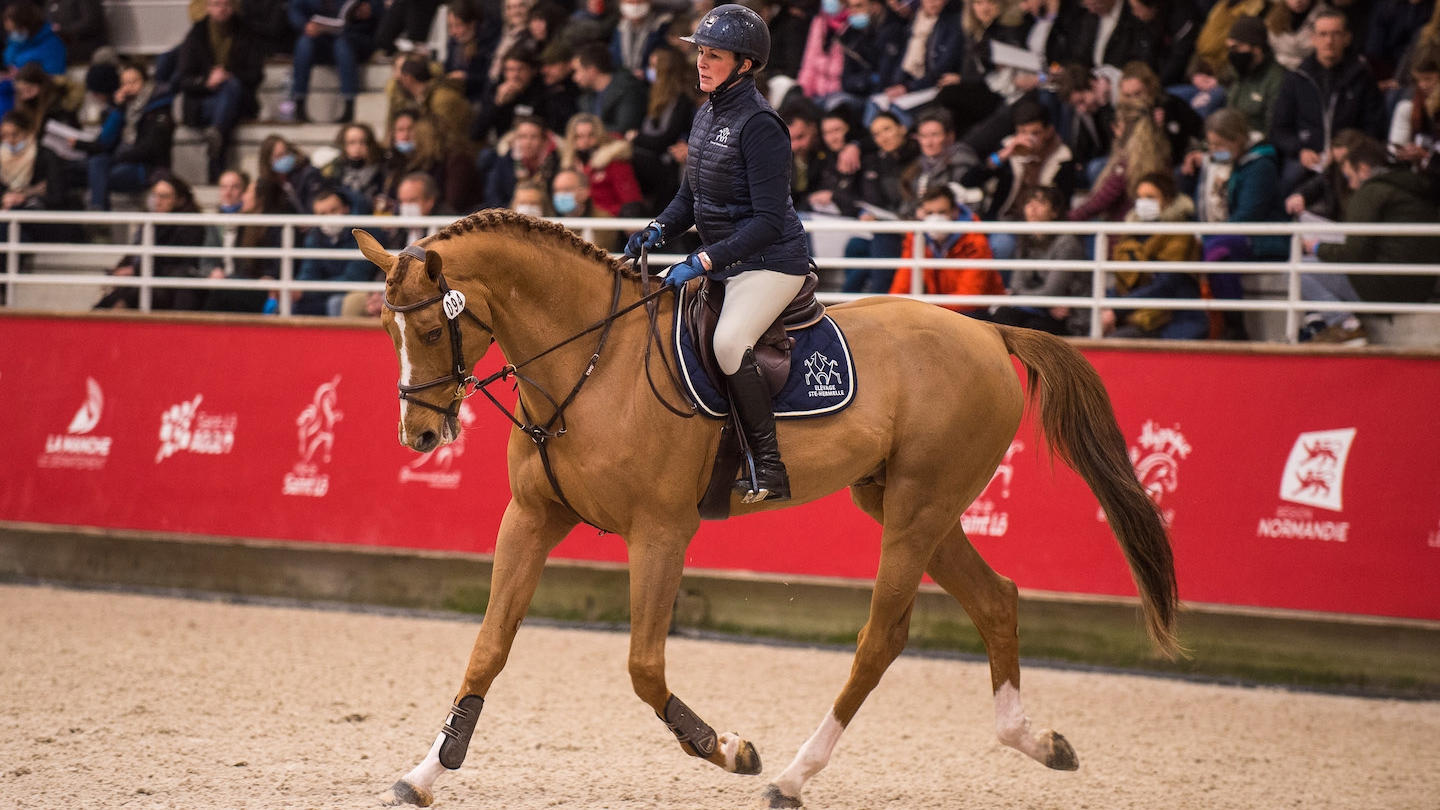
left=353, top=210, right=1180, bottom=809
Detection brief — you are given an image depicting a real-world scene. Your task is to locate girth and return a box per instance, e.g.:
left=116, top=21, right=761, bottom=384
left=687, top=271, right=825, bottom=396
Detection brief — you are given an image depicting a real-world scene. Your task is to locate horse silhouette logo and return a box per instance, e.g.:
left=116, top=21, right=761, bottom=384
left=1280, top=428, right=1356, bottom=512
left=712, top=126, right=730, bottom=146
left=804, top=351, right=840, bottom=388
left=67, top=377, right=104, bottom=435
left=297, top=375, right=343, bottom=464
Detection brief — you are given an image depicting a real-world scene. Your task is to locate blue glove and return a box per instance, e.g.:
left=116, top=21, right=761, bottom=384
left=664, top=254, right=707, bottom=287
left=624, top=222, right=664, bottom=260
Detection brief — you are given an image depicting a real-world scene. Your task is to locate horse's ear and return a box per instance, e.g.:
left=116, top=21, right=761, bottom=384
left=354, top=229, right=396, bottom=276
left=424, top=249, right=442, bottom=282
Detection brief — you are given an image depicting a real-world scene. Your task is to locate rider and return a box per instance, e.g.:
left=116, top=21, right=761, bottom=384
left=624, top=3, right=810, bottom=504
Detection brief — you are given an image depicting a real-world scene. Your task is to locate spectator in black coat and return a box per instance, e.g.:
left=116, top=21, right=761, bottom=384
left=535, top=42, right=581, bottom=136
left=1070, top=0, right=1157, bottom=70
left=471, top=42, right=544, bottom=144
left=836, top=111, right=917, bottom=293
left=94, top=174, right=207, bottom=311
left=570, top=42, right=648, bottom=135
left=630, top=45, right=694, bottom=211
left=445, top=0, right=492, bottom=103
left=172, top=0, right=264, bottom=182
left=838, top=0, right=908, bottom=104
left=1055, top=62, right=1115, bottom=186
left=1127, top=0, right=1201, bottom=87
left=481, top=114, right=559, bottom=209
left=79, top=61, right=175, bottom=211
left=882, top=0, right=966, bottom=94
left=44, top=0, right=108, bottom=64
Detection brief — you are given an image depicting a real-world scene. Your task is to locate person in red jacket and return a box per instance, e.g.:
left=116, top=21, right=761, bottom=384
left=559, top=111, right=644, bottom=215
left=889, top=184, right=1004, bottom=313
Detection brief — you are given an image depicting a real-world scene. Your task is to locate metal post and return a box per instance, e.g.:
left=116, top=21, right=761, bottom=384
left=279, top=224, right=295, bottom=316
left=4, top=218, right=18, bottom=307
left=139, top=220, right=154, bottom=312
left=1089, top=230, right=1107, bottom=338
left=1286, top=232, right=1303, bottom=343
left=910, top=226, right=924, bottom=295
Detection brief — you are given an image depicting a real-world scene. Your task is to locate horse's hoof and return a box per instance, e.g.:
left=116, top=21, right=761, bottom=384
left=1045, top=731, right=1079, bottom=771
left=379, top=778, right=434, bottom=807
left=756, top=783, right=803, bottom=809
left=734, top=739, right=762, bottom=775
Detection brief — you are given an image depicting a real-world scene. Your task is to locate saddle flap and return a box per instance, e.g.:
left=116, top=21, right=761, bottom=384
left=687, top=272, right=822, bottom=396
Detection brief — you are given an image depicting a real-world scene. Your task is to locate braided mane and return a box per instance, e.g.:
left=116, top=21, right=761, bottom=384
left=431, top=209, right=636, bottom=279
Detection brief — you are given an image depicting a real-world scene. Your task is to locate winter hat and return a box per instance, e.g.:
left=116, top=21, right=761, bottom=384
left=1228, top=16, right=1268, bottom=50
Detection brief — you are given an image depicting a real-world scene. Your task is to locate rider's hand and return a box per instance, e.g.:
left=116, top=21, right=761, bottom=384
left=624, top=222, right=664, bottom=260
left=663, top=254, right=706, bottom=287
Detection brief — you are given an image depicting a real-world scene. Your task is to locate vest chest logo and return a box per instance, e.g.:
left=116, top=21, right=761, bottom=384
left=710, top=126, right=731, bottom=147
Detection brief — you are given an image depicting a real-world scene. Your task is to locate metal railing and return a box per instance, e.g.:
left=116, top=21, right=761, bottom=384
left=2, top=210, right=1438, bottom=342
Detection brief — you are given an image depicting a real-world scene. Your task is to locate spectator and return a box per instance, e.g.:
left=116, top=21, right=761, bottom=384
left=487, top=0, right=534, bottom=86
left=611, top=0, right=671, bottom=80
left=1019, top=0, right=1079, bottom=68
left=173, top=0, right=264, bottom=183
left=889, top=184, right=1004, bottom=312
left=375, top=0, right=444, bottom=57
left=79, top=60, right=175, bottom=211
left=882, top=0, right=964, bottom=99
left=785, top=102, right=823, bottom=211
left=1270, top=9, right=1387, bottom=193
left=199, top=168, right=248, bottom=279
left=510, top=176, right=550, bottom=216
left=837, top=0, right=908, bottom=114
left=482, top=115, right=558, bottom=207
left=391, top=170, right=455, bottom=247
left=1389, top=45, right=1440, bottom=196
left=320, top=122, right=388, bottom=213
left=962, top=101, right=1078, bottom=258
left=939, top=0, right=1034, bottom=154
left=1365, top=0, right=1432, bottom=86
left=470, top=42, right=544, bottom=144
left=1283, top=126, right=1365, bottom=218
left=571, top=42, right=647, bottom=135
left=257, top=133, right=325, bottom=214
left=94, top=173, right=206, bottom=311
left=535, top=43, right=581, bottom=135
left=378, top=108, right=419, bottom=212
left=13, top=62, right=83, bottom=135
left=551, top=167, right=621, bottom=249
left=294, top=188, right=375, bottom=316
left=835, top=110, right=915, bottom=293
left=1117, top=60, right=1202, bottom=183
left=630, top=44, right=695, bottom=209
left=559, top=111, right=642, bottom=217
left=1223, top=15, right=1287, bottom=136
left=0, top=108, right=81, bottom=243
left=393, top=52, right=472, bottom=150
left=202, top=170, right=277, bottom=313
left=45, top=0, right=109, bottom=64
left=524, top=1, right=568, bottom=56
left=1266, top=0, right=1328, bottom=72
left=286, top=0, right=379, bottom=124
left=767, top=0, right=813, bottom=80
left=395, top=115, right=481, bottom=211
left=805, top=110, right=865, bottom=214
left=1104, top=170, right=1208, bottom=339
left=1068, top=98, right=1170, bottom=221
left=898, top=107, right=977, bottom=215
left=444, top=0, right=491, bottom=103
left=1301, top=136, right=1440, bottom=344
left=1055, top=62, right=1115, bottom=186
left=1128, top=0, right=1201, bottom=87
left=981, top=185, right=1088, bottom=334
left=797, top=0, right=850, bottom=103
left=1191, top=0, right=1266, bottom=80
left=1, top=1, right=66, bottom=119
left=1069, top=0, right=1155, bottom=70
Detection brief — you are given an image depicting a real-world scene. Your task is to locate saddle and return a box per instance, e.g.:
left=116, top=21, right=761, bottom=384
left=686, top=272, right=825, bottom=521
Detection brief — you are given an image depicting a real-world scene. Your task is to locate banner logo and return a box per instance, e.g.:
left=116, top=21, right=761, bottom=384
left=399, top=401, right=476, bottom=489
left=39, top=377, right=114, bottom=470
left=156, top=394, right=238, bottom=463
left=1101, top=420, right=1191, bottom=526
left=962, top=440, right=1023, bottom=537
left=283, top=375, right=342, bottom=497
left=1256, top=428, right=1356, bottom=543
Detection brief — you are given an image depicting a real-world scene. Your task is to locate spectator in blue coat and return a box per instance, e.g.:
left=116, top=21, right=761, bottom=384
left=0, top=2, right=66, bottom=118
left=286, top=0, right=379, bottom=124
left=883, top=0, right=965, bottom=94
left=295, top=188, right=376, bottom=315
left=838, top=0, right=908, bottom=113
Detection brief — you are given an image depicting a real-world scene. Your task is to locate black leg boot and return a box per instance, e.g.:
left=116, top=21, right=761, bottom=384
left=725, top=348, right=790, bottom=503
left=338, top=98, right=355, bottom=123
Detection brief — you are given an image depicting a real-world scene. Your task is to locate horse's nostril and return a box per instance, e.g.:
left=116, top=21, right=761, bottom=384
left=415, top=430, right=439, bottom=452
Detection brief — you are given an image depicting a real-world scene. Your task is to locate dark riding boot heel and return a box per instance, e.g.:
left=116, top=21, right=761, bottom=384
left=725, top=349, right=790, bottom=503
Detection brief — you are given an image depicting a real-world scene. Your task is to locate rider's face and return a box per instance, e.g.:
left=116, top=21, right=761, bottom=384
left=696, top=45, right=745, bottom=93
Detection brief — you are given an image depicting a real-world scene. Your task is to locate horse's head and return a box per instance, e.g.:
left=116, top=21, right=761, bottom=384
left=356, top=229, right=495, bottom=454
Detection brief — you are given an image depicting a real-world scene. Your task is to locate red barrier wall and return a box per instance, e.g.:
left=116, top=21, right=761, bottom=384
left=3, top=314, right=1438, bottom=620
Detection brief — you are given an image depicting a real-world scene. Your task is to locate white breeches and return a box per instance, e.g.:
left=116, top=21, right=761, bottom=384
left=712, top=269, right=807, bottom=376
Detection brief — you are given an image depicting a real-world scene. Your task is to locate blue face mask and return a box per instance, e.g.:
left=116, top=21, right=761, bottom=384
left=3, top=139, right=27, bottom=155
left=822, top=0, right=842, bottom=14
left=219, top=201, right=243, bottom=213
left=395, top=139, right=415, bottom=154
left=552, top=191, right=578, bottom=215
left=1210, top=150, right=1232, bottom=163
left=7, top=31, right=25, bottom=44
left=645, top=67, right=657, bottom=83
left=271, top=153, right=296, bottom=174
left=849, top=12, right=870, bottom=28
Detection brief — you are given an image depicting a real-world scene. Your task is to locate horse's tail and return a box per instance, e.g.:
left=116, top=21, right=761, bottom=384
left=996, top=325, right=1182, bottom=659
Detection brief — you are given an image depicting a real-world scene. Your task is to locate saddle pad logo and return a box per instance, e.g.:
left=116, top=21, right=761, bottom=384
left=803, top=351, right=842, bottom=395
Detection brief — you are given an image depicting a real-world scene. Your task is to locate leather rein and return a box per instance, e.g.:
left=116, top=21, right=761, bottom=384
left=383, top=244, right=693, bottom=530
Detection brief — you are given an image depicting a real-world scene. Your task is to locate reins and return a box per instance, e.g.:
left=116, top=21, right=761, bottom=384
left=384, top=243, right=693, bottom=531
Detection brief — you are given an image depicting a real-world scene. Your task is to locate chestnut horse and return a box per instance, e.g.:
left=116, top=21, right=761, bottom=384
left=354, top=211, right=1178, bottom=809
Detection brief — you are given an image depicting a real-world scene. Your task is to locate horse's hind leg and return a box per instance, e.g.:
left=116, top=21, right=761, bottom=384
left=380, top=498, right=576, bottom=807
left=926, top=525, right=1078, bottom=771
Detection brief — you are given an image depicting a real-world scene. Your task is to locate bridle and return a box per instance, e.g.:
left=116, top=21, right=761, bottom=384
left=382, top=243, right=692, bottom=529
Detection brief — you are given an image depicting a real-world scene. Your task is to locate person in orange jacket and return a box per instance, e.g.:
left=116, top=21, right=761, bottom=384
left=889, top=184, right=1005, bottom=313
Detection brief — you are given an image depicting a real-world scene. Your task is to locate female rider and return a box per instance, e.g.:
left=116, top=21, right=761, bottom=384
left=623, top=4, right=810, bottom=504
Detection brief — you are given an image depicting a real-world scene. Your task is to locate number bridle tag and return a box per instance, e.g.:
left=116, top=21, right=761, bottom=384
left=442, top=289, right=466, bottom=321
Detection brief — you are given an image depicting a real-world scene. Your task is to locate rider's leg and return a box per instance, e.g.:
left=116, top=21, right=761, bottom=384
left=713, top=270, right=806, bottom=503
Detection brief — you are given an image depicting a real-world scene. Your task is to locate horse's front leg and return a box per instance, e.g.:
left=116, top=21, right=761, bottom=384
left=627, top=526, right=763, bottom=776
left=381, top=498, right=576, bottom=807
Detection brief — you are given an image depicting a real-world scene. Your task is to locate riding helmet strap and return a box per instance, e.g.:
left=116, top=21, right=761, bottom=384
left=659, top=694, right=718, bottom=758
left=437, top=694, right=485, bottom=770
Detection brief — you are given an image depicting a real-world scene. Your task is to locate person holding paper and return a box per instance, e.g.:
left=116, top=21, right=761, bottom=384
left=78, top=60, right=175, bottom=211
left=960, top=100, right=1077, bottom=259
left=877, top=0, right=964, bottom=119
left=835, top=111, right=915, bottom=293
left=286, top=0, right=379, bottom=124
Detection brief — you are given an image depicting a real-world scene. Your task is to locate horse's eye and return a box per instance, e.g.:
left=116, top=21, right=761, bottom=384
left=424, top=327, right=443, bottom=344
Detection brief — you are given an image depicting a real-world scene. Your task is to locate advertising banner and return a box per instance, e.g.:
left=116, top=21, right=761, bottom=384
left=3, top=315, right=1437, bottom=620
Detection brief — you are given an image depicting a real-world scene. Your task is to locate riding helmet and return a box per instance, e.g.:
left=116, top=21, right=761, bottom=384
left=682, top=3, right=771, bottom=71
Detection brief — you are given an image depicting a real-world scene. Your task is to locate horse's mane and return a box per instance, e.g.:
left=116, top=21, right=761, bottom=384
left=431, top=209, right=637, bottom=279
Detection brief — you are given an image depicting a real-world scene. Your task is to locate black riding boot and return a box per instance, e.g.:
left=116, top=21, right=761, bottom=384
left=726, top=348, right=790, bottom=503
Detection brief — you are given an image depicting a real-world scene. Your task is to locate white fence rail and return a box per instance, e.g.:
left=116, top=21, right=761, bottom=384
left=3, top=211, right=1439, bottom=343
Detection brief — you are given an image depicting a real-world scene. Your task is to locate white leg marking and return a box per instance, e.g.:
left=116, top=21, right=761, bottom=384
left=718, top=732, right=743, bottom=772
left=406, top=733, right=448, bottom=792
left=394, top=311, right=412, bottom=446
left=994, top=681, right=1048, bottom=761
left=772, top=709, right=845, bottom=799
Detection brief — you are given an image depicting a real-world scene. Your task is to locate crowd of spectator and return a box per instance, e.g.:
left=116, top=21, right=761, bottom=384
left=0, top=0, right=1436, bottom=342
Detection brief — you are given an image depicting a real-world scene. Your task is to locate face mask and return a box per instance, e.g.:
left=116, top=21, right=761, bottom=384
left=515, top=203, right=544, bottom=217
left=1227, top=50, right=1254, bottom=75
left=923, top=211, right=950, bottom=241
left=645, top=67, right=657, bottom=83
left=320, top=224, right=345, bottom=239
left=395, top=139, right=415, bottom=154
left=1210, top=149, right=1232, bottom=163
left=271, top=153, right=296, bottom=174
left=552, top=191, right=578, bottom=215
left=574, top=148, right=593, bottom=164
left=346, top=156, right=368, bottom=168
left=1133, top=197, right=1161, bottom=222
left=219, top=201, right=243, bottom=213
left=7, top=32, right=25, bottom=44
left=399, top=202, right=423, bottom=217
left=2, top=139, right=26, bottom=155
left=849, top=12, right=870, bottom=28
left=822, top=0, right=842, bottom=14
left=621, top=1, right=650, bottom=18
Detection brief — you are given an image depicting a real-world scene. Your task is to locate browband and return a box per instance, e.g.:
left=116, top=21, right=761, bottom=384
left=400, top=245, right=427, bottom=262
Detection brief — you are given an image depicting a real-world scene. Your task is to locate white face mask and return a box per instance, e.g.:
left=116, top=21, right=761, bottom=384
left=320, top=224, right=345, bottom=239
left=399, top=202, right=423, bottom=217
left=1133, top=197, right=1162, bottom=222
left=621, top=1, right=649, bottom=19
left=514, top=203, right=543, bottom=217
left=923, top=212, right=951, bottom=241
